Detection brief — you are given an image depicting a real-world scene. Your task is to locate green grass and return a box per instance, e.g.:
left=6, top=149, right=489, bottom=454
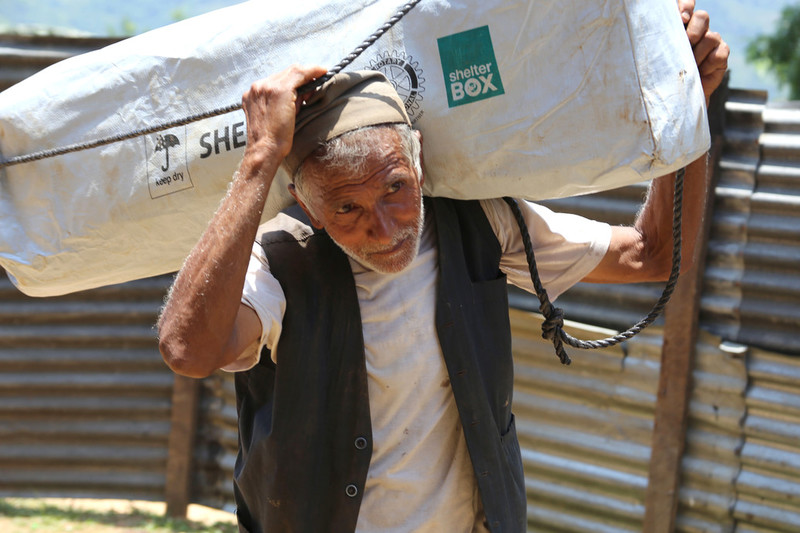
left=0, top=498, right=238, bottom=533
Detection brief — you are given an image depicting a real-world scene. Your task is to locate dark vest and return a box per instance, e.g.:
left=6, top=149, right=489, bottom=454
left=233, top=198, right=526, bottom=532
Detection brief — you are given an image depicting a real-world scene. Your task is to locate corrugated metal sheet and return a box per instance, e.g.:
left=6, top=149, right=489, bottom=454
left=507, top=307, right=751, bottom=533
left=731, top=101, right=800, bottom=354
left=674, top=338, right=748, bottom=532
left=508, top=307, right=654, bottom=532
left=0, top=33, right=118, bottom=91
left=0, top=269, right=174, bottom=501
left=735, top=348, right=800, bottom=531
left=193, top=372, right=238, bottom=511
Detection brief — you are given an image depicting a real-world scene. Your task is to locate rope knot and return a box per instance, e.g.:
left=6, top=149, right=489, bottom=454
left=540, top=306, right=564, bottom=341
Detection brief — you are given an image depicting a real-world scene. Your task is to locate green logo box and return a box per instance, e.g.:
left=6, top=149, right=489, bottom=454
left=437, top=25, right=505, bottom=108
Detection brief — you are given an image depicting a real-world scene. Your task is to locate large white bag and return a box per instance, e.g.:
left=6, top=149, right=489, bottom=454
left=0, top=0, right=709, bottom=296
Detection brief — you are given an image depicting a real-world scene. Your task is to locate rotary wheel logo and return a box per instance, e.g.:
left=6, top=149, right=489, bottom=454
left=369, top=51, right=425, bottom=123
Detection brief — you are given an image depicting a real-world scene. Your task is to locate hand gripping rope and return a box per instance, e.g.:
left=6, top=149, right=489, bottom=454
left=0, top=0, right=684, bottom=364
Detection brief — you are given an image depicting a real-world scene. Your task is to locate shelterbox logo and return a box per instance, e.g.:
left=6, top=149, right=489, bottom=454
left=437, top=25, right=504, bottom=108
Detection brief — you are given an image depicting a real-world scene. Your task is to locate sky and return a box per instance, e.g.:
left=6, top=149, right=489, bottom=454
left=702, top=0, right=796, bottom=100
left=0, top=0, right=794, bottom=101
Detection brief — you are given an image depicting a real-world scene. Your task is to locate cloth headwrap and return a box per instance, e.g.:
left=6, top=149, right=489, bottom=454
left=282, top=70, right=412, bottom=176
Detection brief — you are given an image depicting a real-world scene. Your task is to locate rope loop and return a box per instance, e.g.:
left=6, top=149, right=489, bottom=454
left=503, top=166, right=685, bottom=364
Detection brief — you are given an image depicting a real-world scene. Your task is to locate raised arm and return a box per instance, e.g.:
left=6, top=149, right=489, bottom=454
left=583, top=2, right=728, bottom=284
left=157, top=64, right=326, bottom=378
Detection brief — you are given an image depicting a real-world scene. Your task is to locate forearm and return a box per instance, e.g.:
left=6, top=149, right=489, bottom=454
left=584, top=153, right=709, bottom=284
left=634, top=152, right=709, bottom=279
left=157, top=155, right=278, bottom=377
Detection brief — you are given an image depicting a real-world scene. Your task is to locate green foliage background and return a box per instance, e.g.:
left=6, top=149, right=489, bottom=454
left=747, top=4, right=800, bottom=100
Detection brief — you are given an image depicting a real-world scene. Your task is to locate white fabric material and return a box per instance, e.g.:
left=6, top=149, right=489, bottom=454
left=0, top=0, right=706, bottom=297
left=230, top=198, right=610, bottom=530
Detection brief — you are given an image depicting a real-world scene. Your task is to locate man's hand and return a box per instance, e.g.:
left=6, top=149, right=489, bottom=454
left=240, top=64, right=327, bottom=178
left=679, top=0, right=730, bottom=105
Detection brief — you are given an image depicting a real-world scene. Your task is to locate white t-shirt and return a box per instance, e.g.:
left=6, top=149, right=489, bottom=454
left=228, top=198, right=611, bottom=532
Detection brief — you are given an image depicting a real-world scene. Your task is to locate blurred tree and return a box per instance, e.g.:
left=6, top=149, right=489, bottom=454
left=105, top=16, right=139, bottom=36
left=748, top=4, right=800, bottom=99
left=170, top=8, right=188, bottom=22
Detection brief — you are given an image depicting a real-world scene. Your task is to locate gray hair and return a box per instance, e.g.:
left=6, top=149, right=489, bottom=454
left=293, top=123, right=422, bottom=201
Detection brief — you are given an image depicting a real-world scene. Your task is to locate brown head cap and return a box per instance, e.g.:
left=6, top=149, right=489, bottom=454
left=282, top=70, right=411, bottom=177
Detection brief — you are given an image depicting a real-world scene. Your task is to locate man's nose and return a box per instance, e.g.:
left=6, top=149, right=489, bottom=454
left=369, top=206, right=397, bottom=244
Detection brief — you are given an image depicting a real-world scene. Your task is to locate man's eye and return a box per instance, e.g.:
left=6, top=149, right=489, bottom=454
left=389, top=180, right=404, bottom=192
left=337, top=204, right=354, bottom=215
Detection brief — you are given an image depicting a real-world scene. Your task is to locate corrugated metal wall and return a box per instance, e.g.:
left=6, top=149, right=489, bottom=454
left=0, top=34, right=119, bottom=91
left=0, top=269, right=174, bottom=500
left=506, top=310, right=752, bottom=533
left=737, top=347, right=800, bottom=532
left=700, top=90, right=800, bottom=532
left=0, top=33, right=176, bottom=502
left=193, top=372, right=238, bottom=511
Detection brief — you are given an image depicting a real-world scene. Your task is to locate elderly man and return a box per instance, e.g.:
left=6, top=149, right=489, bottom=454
left=158, top=2, right=728, bottom=531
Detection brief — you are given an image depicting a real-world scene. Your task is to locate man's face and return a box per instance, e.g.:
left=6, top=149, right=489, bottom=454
left=295, top=129, right=425, bottom=274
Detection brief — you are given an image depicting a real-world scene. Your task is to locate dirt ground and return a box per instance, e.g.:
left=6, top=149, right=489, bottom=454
left=0, top=497, right=237, bottom=533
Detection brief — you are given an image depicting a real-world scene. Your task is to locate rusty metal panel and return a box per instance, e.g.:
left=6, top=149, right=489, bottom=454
left=734, top=348, right=800, bottom=532
left=0, top=270, right=174, bottom=501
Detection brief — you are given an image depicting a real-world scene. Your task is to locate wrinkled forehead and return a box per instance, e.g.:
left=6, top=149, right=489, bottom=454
left=301, top=126, right=411, bottom=189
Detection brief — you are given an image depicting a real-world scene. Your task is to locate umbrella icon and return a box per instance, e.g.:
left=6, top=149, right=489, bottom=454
left=154, top=134, right=181, bottom=172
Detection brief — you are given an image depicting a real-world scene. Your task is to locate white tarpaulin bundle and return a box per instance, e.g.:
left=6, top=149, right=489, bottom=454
left=0, top=0, right=709, bottom=296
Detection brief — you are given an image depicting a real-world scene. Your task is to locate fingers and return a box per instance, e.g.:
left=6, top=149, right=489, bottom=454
left=693, top=29, right=724, bottom=70
left=283, top=64, right=328, bottom=92
left=685, top=9, right=709, bottom=49
left=698, top=33, right=730, bottom=94
left=677, top=0, right=695, bottom=25
left=682, top=7, right=729, bottom=103
left=242, top=64, right=326, bottom=104
left=239, top=64, right=329, bottom=164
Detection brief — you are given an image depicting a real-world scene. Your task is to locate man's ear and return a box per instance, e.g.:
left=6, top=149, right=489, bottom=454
left=288, top=183, right=324, bottom=229
left=414, top=129, right=425, bottom=188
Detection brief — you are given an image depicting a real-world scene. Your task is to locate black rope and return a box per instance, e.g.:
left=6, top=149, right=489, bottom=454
left=504, top=167, right=685, bottom=365
left=296, top=0, right=422, bottom=95
left=0, top=0, right=422, bottom=169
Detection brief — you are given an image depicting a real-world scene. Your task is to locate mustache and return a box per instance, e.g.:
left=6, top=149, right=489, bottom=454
left=362, top=225, right=416, bottom=255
